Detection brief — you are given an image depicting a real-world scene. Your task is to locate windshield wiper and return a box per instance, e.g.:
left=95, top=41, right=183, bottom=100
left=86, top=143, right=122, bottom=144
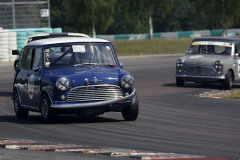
left=74, top=63, right=98, bottom=67
left=101, top=63, right=115, bottom=67
left=50, top=48, right=72, bottom=67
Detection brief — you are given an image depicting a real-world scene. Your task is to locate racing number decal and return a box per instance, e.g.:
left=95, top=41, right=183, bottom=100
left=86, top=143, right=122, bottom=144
left=28, top=74, right=34, bottom=99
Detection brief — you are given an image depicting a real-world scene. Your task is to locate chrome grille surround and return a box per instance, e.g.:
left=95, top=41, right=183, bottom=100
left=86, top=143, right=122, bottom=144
left=67, top=85, right=123, bottom=103
left=183, top=66, right=217, bottom=76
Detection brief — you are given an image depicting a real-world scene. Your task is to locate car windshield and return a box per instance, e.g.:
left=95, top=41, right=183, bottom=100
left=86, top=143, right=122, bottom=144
left=187, top=41, right=233, bottom=56
left=44, top=43, right=117, bottom=68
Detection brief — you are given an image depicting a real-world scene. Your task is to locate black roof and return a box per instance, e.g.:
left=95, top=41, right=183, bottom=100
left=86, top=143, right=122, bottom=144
left=192, top=37, right=240, bottom=43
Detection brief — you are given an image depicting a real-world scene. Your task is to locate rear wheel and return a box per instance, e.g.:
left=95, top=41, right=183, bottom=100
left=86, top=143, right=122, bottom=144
left=40, top=94, right=57, bottom=122
left=176, top=77, right=185, bottom=87
left=13, top=90, right=29, bottom=118
left=223, top=71, right=233, bottom=90
left=121, top=95, right=139, bottom=121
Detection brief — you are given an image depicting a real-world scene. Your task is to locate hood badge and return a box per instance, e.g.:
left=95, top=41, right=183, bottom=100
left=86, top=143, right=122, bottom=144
left=84, top=78, right=89, bottom=86
left=85, top=77, right=102, bottom=85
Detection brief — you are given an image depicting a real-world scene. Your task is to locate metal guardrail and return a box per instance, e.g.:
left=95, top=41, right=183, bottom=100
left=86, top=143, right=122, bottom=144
left=0, top=0, right=50, bottom=29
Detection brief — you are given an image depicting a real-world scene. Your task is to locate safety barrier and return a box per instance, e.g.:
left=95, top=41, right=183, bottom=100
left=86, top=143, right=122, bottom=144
left=96, top=28, right=240, bottom=41
left=0, top=27, right=62, bottom=62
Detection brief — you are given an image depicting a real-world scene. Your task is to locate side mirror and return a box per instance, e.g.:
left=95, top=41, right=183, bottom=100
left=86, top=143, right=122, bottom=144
left=120, top=62, right=123, bottom=69
left=12, top=50, right=19, bottom=55
left=234, top=53, right=239, bottom=59
left=32, top=65, right=40, bottom=72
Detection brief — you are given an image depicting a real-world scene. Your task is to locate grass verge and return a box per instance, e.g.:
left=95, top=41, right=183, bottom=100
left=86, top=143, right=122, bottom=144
left=223, top=89, right=240, bottom=100
left=111, top=38, right=193, bottom=56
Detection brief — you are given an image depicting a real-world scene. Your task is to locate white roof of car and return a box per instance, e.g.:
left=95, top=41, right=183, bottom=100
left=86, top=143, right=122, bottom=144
left=26, top=37, right=109, bottom=46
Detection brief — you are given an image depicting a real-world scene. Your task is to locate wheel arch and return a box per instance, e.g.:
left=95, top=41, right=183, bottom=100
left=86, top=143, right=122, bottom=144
left=228, top=69, right=235, bottom=82
left=41, top=90, right=53, bottom=104
left=13, top=86, right=22, bottom=105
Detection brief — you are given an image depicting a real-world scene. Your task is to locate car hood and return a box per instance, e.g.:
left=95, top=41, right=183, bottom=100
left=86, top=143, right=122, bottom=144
left=45, top=66, right=120, bottom=86
left=184, top=54, right=227, bottom=66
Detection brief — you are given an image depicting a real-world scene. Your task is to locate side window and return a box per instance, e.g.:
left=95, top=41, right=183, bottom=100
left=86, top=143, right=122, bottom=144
left=31, top=48, right=41, bottom=69
left=19, top=47, right=32, bottom=70
left=235, top=44, right=240, bottom=53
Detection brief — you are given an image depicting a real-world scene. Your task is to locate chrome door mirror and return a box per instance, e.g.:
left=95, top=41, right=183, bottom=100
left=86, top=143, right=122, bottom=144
left=234, top=53, right=239, bottom=59
left=120, top=62, right=123, bottom=69
left=32, top=65, right=40, bottom=72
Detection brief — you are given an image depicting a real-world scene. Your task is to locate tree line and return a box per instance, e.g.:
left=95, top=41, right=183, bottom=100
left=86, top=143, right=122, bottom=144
left=51, top=0, right=240, bottom=37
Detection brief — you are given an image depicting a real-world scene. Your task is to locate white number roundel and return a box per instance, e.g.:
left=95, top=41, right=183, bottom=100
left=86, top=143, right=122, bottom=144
left=28, top=74, right=34, bottom=99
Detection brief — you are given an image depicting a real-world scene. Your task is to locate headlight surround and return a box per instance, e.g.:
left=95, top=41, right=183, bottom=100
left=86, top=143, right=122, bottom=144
left=176, top=59, right=185, bottom=68
left=213, top=60, right=223, bottom=75
left=176, top=59, right=185, bottom=73
left=56, top=77, right=70, bottom=91
left=121, top=75, right=134, bottom=89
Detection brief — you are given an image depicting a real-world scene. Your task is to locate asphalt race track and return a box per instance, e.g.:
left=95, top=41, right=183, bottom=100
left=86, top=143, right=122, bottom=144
left=0, top=55, right=239, bottom=159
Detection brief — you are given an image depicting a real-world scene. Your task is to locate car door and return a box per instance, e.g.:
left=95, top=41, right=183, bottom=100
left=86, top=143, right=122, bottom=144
left=25, top=47, right=42, bottom=108
left=17, top=47, right=32, bottom=106
left=234, top=44, right=240, bottom=80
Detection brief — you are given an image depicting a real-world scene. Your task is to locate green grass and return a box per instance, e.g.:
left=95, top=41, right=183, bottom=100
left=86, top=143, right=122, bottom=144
left=224, top=89, right=240, bottom=100
left=111, top=38, right=193, bottom=56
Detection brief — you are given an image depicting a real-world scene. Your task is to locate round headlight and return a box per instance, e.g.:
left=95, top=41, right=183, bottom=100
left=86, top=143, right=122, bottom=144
left=56, top=77, right=70, bottom=91
left=121, top=75, right=134, bottom=89
left=176, top=59, right=185, bottom=68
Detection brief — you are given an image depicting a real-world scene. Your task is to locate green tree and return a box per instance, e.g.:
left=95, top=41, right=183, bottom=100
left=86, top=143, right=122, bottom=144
left=64, top=0, right=116, bottom=35
left=108, top=0, right=173, bottom=37
left=142, top=0, right=174, bottom=39
left=154, top=0, right=206, bottom=32
left=107, top=0, right=148, bottom=34
left=195, top=0, right=240, bottom=35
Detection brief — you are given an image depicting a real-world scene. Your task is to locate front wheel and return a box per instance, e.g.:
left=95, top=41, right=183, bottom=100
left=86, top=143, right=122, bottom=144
left=121, top=95, right=139, bottom=121
left=176, top=77, right=185, bottom=87
left=13, top=90, right=29, bottom=118
left=223, top=71, right=233, bottom=90
left=40, top=94, right=57, bottom=122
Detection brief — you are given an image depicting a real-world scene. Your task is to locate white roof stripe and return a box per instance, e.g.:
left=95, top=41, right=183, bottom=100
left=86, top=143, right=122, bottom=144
left=192, top=41, right=232, bottom=47
left=26, top=37, right=109, bottom=46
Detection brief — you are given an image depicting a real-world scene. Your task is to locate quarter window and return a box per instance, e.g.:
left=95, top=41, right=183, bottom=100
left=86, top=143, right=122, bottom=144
left=31, top=48, right=41, bottom=69
left=235, top=44, right=240, bottom=53
left=20, top=47, right=32, bottom=70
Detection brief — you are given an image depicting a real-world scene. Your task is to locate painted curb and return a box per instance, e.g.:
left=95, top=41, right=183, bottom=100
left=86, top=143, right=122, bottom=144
left=0, top=138, right=232, bottom=160
left=195, top=90, right=231, bottom=99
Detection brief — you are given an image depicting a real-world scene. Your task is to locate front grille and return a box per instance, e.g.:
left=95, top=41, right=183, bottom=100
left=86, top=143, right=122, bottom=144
left=183, top=66, right=217, bottom=76
left=67, top=85, right=123, bottom=103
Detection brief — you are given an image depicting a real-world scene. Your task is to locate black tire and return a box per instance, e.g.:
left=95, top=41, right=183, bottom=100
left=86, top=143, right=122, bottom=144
left=176, top=77, right=185, bottom=87
left=13, top=89, right=29, bottom=118
left=223, top=71, right=233, bottom=90
left=14, top=60, right=19, bottom=72
left=40, top=94, right=57, bottom=122
left=121, top=95, right=139, bottom=121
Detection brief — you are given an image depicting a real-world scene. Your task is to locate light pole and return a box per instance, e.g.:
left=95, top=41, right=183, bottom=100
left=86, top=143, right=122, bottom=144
left=12, top=0, right=15, bottom=29
left=222, top=0, right=226, bottom=37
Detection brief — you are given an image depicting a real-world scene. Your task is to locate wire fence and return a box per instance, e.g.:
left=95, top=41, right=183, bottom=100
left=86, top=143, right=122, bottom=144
left=0, top=0, right=50, bottom=29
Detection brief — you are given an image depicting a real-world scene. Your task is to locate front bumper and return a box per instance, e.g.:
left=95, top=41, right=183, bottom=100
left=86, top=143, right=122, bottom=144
left=176, top=74, right=225, bottom=79
left=176, top=74, right=225, bottom=83
left=51, top=89, right=136, bottom=109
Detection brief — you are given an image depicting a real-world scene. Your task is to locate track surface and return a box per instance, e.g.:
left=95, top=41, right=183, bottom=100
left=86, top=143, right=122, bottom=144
left=0, top=55, right=239, bottom=159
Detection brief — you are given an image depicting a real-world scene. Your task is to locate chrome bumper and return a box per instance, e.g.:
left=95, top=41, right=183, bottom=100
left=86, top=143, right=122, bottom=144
left=176, top=74, right=225, bottom=79
left=51, top=89, right=136, bottom=109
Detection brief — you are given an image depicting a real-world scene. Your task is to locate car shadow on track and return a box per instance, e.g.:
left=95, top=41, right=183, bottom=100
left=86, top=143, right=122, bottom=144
left=0, top=115, right=123, bottom=125
left=0, top=91, right=12, bottom=97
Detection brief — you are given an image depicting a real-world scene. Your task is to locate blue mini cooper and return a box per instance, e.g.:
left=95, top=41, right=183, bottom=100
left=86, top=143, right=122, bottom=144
left=12, top=35, right=139, bottom=122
